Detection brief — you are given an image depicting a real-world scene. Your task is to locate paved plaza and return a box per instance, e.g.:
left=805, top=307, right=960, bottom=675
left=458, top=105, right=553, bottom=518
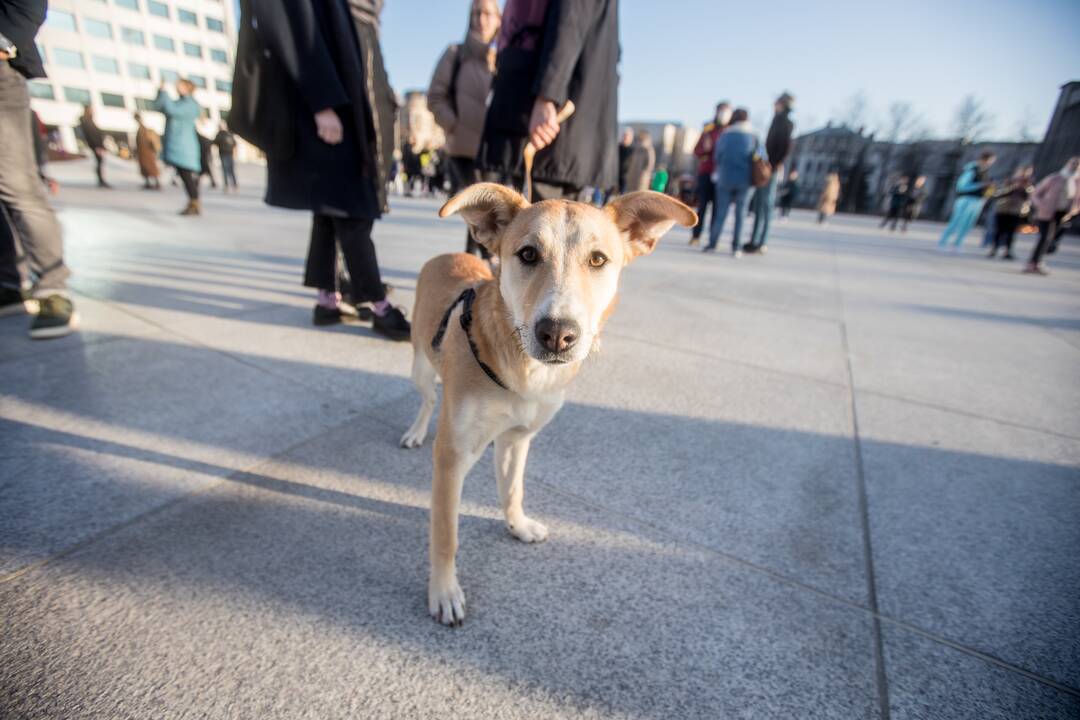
left=2, top=158, right=1079, bottom=719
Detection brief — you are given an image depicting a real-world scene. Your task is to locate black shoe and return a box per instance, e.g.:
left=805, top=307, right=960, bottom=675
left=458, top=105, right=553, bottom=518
left=313, top=304, right=347, bottom=326
left=371, top=305, right=411, bottom=342
left=29, top=294, right=77, bottom=339
left=743, top=244, right=759, bottom=254
left=0, top=288, right=38, bottom=318
left=1002, top=253, right=1015, bottom=261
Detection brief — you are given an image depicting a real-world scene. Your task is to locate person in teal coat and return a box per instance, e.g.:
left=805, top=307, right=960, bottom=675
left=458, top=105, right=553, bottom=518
left=938, top=151, right=996, bottom=250
left=154, top=79, right=203, bottom=215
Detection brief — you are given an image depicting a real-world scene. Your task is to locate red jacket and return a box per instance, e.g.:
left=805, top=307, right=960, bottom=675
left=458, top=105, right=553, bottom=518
left=693, top=123, right=723, bottom=175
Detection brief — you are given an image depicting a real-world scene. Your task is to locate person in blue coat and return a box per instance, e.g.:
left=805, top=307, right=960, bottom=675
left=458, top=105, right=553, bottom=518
left=938, top=151, right=996, bottom=250
left=154, top=79, right=203, bottom=216
left=706, top=108, right=759, bottom=256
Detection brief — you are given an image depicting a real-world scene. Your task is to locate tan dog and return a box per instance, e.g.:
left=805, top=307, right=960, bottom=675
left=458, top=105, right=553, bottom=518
left=402, top=183, right=696, bottom=625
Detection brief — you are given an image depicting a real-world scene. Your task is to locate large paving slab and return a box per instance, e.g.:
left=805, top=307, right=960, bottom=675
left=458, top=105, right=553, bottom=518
left=2, top=158, right=1078, bottom=717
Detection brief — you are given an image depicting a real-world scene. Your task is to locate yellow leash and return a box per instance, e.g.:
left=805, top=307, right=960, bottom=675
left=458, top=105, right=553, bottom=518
left=522, top=101, right=575, bottom=202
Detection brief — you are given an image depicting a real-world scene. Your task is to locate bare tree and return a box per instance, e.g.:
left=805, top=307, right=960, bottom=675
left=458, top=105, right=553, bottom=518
left=952, top=95, right=995, bottom=142
left=835, top=91, right=872, bottom=132
left=1014, top=107, right=1038, bottom=143
left=882, top=102, right=915, bottom=143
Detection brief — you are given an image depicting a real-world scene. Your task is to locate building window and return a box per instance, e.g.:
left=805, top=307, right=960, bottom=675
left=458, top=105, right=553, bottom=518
left=84, top=18, right=113, bottom=39
left=159, top=69, right=179, bottom=83
left=92, top=56, right=121, bottom=75
left=101, top=92, right=127, bottom=108
left=188, top=75, right=206, bottom=88
left=121, top=27, right=145, bottom=45
left=206, top=17, right=224, bottom=32
left=29, top=82, right=55, bottom=100
left=126, top=63, right=151, bottom=80
left=135, top=97, right=157, bottom=111
left=63, top=87, right=92, bottom=105
left=210, top=48, right=228, bottom=64
left=53, top=48, right=85, bottom=70
left=219, top=108, right=229, bottom=122
left=46, top=10, right=77, bottom=32
left=153, top=35, right=175, bottom=52
left=214, top=79, right=231, bottom=93
left=183, top=42, right=202, bottom=58
left=115, top=0, right=140, bottom=10
left=178, top=8, right=198, bottom=25
left=36, top=43, right=46, bottom=63
left=148, top=0, right=169, bottom=18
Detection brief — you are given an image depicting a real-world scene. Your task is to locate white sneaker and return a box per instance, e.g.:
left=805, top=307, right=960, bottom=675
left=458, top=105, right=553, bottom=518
left=732, top=249, right=743, bottom=259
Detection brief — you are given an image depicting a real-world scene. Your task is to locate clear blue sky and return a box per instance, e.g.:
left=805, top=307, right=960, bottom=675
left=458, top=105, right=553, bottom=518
left=379, top=0, right=1080, bottom=141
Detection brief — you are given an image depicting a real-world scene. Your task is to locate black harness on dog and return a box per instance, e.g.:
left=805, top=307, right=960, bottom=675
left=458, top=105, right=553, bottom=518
left=431, top=288, right=509, bottom=391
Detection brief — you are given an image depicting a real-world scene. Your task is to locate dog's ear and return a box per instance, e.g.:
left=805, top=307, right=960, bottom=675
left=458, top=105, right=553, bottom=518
left=606, top=191, right=697, bottom=262
left=439, top=183, right=530, bottom=255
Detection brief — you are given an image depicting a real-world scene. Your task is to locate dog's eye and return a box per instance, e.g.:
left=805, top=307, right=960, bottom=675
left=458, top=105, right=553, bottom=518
left=516, top=246, right=540, bottom=266
left=589, top=251, right=609, bottom=269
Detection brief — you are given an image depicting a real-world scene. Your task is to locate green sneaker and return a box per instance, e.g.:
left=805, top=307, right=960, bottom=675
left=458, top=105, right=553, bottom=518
left=29, top=294, right=78, bottom=340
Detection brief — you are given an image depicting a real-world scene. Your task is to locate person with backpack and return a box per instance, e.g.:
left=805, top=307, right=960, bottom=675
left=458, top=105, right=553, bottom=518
left=427, top=0, right=501, bottom=256
left=705, top=108, right=758, bottom=257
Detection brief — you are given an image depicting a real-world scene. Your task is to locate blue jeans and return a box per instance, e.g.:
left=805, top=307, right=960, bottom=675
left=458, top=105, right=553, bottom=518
left=708, top=183, right=750, bottom=251
left=748, top=171, right=779, bottom=247
left=938, top=196, right=986, bottom=248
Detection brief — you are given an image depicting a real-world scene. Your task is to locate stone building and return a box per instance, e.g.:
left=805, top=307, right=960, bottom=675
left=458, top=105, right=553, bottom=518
left=1034, top=80, right=1080, bottom=178
left=619, top=121, right=700, bottom=178
left=789, top=123, right=1038, bottom=220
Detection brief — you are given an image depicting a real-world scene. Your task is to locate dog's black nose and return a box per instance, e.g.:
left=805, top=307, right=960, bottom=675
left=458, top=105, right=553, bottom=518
left=534, top=318, right=580, bottom=354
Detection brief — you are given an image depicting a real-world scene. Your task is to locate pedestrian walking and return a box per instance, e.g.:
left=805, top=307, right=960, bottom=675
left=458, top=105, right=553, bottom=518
left=745, top=93, right=795, bottom=254
left=938, top=151, right=996, bottom=250
left=624, top=131, right=655, bottom=193
left=778, top=169, right=798, bottom=218
left=214, top=122, right=238, bottom=192
left=427, top=0, right=501, bottom=257
left=705, top=108, right=758, bottom=256
left=0, top=1, right=78, bottom=338
left=476, top=0, right=619, bottom=201
left=78, top=105, right=111, bottom=188
left=134, top=112, right=162, bottom=190
left=689, top=102, right=732, bottom=245
left=880, top=176, right=910, bottom=231
left=230, top=0, right=409, bottom=340
left=817, top=172, right=840, bottom=224
left=198, top=127, right=217, bottom=189
left=901, top=176, right=926, bottom=231
left=1024, top=156, right=1079, bottom=275
left=986, top=166, right=1033, bottom=260
left=154, top=79, right=203, bottom=216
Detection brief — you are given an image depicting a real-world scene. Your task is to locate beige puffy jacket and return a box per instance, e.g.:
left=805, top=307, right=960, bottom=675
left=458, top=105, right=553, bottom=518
left=427, top=34, right=495, bottom=160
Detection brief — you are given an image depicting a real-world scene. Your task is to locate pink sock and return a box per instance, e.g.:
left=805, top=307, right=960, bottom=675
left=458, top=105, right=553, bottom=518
left=317, top=290, right=340, bottom=309
left=372, top=299, right=391, bottom=316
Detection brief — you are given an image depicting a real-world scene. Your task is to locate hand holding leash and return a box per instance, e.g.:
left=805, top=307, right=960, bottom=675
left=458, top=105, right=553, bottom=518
left=523, top=100, right=575, bottom=201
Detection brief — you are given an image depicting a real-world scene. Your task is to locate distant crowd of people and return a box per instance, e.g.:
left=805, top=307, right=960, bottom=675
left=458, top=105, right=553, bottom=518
left=936, top=151, right=1079, bottom=275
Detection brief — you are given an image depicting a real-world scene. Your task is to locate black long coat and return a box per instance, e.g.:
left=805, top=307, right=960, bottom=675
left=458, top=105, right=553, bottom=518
left=231, top=0, right=395, bottom=219
left=477, top=0, right=619, bottom=192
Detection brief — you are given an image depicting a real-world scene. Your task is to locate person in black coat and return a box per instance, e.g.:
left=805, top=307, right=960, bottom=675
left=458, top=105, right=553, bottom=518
left=745, top=92, right=795, bottom=253
left=229, top=0, right=408, bottom=340
left=78, top=105, right=110, bottom=188
left=476, top=0, right=619, bottom=200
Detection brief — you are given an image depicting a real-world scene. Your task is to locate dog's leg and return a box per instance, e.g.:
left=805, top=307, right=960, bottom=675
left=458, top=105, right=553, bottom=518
left=428, top=414, right=482, bottom=626
left=400, top=351, right=438, bottom=448
left=494, top=430, right=548, bottom=543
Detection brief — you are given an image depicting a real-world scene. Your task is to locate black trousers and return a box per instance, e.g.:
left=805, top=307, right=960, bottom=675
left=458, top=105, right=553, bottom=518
left=1029, top=211, right=1066, bottom=266
left=303, top=214, right=386, bottom=303
left=990, top=213, right=1021, bottom=254
left=177, top=169, right=199, bottom=201
left=449, top=156, right=489, bottom=258
left=692, top=172, right=714, bottom=239
left=93, top=149, right=105, bottom=185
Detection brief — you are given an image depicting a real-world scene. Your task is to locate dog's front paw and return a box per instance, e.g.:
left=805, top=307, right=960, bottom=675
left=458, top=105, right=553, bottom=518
left=428, top=574, right=466, bottom=626
left=506, top=515, right=549, bottom=543
left=399, top=428, right=426, bottom=449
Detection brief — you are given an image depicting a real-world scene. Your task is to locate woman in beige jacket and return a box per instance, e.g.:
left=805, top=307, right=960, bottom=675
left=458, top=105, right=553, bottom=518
left=427, top=0, right=500, bottom=255
left=817, top=172, right=841, bottom=224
